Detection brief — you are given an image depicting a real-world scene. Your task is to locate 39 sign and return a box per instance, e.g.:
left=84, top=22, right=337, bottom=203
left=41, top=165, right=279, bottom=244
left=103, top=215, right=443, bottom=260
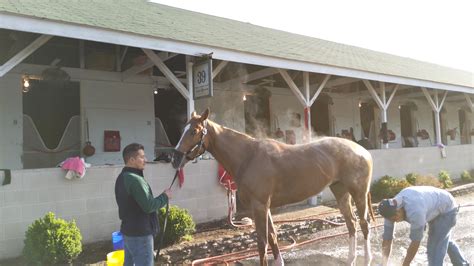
left=193, top=59, right=213, bottom=99
left=195, top=70, right=207, bottom=84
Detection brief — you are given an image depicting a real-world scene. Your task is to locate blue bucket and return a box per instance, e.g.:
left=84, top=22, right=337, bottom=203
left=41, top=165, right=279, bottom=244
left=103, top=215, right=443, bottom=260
left=112, top=231, right=124, bottom=250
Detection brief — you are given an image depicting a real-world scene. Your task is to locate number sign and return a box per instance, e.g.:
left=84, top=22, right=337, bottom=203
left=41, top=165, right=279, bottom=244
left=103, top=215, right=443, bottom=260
left=193, top=59, right=213, bottom=99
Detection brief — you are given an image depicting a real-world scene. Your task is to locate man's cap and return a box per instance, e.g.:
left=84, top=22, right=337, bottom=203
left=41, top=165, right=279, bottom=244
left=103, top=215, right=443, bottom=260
left=378, top=199, right=397, bottom=218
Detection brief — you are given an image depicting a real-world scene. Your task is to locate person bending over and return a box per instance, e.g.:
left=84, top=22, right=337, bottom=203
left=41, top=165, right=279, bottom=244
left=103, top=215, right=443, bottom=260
left=378, top=186, right=469, bottom=266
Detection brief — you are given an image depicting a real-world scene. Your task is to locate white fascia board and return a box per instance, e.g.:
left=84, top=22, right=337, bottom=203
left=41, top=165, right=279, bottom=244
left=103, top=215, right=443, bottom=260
left=1, top=12, right=473, bottom=93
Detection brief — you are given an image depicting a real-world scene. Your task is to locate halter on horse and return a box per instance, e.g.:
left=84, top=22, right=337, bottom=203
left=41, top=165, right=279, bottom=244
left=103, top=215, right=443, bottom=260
left=173, top=108, right=375, bottom=266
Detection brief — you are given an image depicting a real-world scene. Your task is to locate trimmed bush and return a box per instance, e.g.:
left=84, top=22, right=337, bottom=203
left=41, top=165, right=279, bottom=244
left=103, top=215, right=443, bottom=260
left=405, top=173, right=418, bottom=185
left=371, top=175, right=411, bottom=202
left=461, top=170, right=474, bottom=183
left=158, top=205, right=196, bottom=245
left=438, top=170, right=453, bottom=188
left=23, top=212, right=82, bottom=265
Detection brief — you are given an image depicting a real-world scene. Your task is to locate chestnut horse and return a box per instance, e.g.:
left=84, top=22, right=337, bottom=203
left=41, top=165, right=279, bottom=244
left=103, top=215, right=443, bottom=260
left=172, top=109, right=375, bottom=266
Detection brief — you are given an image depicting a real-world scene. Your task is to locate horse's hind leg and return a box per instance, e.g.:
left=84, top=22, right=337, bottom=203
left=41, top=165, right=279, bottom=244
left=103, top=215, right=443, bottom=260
left=252, top=199, right=270, bottom=266
left=352, top=190, right=373, bottom=266
left=330, top=182, right=357, bottom=266
left=267, top=211, right=284, bottom=266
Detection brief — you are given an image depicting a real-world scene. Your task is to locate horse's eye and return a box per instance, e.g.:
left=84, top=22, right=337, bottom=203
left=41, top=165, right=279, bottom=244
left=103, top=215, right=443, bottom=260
left=191, top=129, right=198, bottom=136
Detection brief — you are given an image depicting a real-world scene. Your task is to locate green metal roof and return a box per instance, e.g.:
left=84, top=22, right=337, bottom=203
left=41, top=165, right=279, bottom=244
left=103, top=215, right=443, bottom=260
left=1, top=0, right=473, bottom=88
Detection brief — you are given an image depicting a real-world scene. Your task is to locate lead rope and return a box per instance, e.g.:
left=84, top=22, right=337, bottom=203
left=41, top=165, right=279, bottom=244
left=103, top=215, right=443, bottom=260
left=155, top=169, right=180, bottom=261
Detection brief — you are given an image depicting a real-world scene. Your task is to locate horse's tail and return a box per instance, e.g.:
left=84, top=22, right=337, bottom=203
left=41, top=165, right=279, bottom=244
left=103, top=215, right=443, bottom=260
left=367, top=192, right=376, bottom=223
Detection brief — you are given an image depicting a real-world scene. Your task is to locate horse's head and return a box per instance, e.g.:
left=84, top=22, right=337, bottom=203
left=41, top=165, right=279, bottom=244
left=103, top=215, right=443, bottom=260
left=172, top=108, right=210, bottom=169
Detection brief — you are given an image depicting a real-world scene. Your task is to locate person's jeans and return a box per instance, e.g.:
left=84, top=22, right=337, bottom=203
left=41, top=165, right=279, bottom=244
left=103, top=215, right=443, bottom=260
left=427, top=208, right=469, bottom=266
left=123, top=234, right=154, bottom=266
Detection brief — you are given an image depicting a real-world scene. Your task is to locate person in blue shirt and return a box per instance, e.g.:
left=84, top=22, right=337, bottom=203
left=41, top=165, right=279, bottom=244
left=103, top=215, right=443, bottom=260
left=378, top=186, right=469, bottom=266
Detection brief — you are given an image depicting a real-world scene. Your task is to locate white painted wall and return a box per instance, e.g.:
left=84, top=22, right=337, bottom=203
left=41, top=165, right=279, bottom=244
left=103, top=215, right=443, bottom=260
left=81, top=80, right=155, bottom=165
left=0, top=73, right=23, bottom=169
left=270, top=89, right=305, bottom=143
left=0, top=160, right=227, bottom=260
left=0, top=64, right=158, bottom=168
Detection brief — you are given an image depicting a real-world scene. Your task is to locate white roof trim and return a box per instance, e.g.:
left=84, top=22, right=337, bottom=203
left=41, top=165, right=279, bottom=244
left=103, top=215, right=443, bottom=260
left=1, top=12, right=473, bottom=93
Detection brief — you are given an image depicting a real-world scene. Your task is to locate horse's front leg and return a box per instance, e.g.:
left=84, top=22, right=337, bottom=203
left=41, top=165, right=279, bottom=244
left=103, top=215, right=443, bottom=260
left=252, top=199, right=270, bottom=266
left=267, top=211, right=284, bottom=266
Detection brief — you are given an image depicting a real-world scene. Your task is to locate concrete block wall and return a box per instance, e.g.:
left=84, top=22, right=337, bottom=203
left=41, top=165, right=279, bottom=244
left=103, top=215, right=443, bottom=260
left=0, top=160, right=227, bottom=260
left=371, top=144, right=474, bottom=180
left=316, top=144, right=474, bottom=203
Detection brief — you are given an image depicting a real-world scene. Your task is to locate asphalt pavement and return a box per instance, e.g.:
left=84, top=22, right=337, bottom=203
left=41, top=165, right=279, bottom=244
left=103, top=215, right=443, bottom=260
left=242, top=191, right=474, bottom=265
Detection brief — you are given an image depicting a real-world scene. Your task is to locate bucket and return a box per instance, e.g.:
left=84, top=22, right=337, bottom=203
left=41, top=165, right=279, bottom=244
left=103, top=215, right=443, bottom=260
left=112, top=231, right=124, bottom=250
left=106, top=249, right=124, bottom=266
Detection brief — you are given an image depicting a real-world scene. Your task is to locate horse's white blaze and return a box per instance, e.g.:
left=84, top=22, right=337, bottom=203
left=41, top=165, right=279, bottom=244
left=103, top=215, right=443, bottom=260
left=348, top=235, right=356, bottom=265
left=175, top=124, right=191, bottom=149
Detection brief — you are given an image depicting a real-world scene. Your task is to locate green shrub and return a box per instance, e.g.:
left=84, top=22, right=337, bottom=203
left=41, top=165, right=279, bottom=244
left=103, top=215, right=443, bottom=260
left=461, top=170, right=474, bottom=183
left=371, top=175, right=411, bottom=202
left=23, top=212, right=82, bottom=265
left=158, top=205, right=195, bottom=245
left=438, top=170, right=453, bottom=188
left=405, top=173, right=418, bottom=185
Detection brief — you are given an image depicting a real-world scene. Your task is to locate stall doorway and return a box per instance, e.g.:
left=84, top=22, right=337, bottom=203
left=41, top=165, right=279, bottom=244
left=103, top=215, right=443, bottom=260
left=359, top=102, right=376, bottom=149
left=22, top=80, right=80, bottom=168
left=400, top=104, right=417, bottom=147
left=311, top=98, right=330, bottom=136
left=154, top=89, right=187, bottom=146
left=459, top=109, right=471, bottom=144
left=244, top=88, right=271, bottom=138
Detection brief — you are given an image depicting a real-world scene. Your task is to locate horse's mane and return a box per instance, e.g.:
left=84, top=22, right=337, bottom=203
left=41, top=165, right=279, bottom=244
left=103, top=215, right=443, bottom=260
left=210, top=120, right=255, bottom=140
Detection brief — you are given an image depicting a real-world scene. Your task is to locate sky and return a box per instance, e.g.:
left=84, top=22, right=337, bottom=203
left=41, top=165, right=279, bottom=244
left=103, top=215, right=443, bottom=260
left=151, top=0, right=474, bottom=73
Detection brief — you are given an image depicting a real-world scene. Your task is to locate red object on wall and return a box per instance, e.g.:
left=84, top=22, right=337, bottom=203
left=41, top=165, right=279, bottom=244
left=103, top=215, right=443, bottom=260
left=218, top=164, right=237, bottom=191
left=104, top=130, right=121, bottom=152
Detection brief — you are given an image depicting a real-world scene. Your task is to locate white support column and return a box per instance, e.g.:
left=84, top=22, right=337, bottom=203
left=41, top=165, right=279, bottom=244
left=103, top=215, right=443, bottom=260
left=421, top=87, right=448, bottom=146
left=363, top=80, right=398, bottom=149
left=186, top=56, right=195, bottom=119
left=309, top=74, right=331, bottom=106
left=281, top=71, right=329, bottom=206
left=142, top=48, right=189, bottom=100
left=278, top=69, right=307, bottom=107
left=304, top=72, right=311, bottom=143
left=464, top=93, right=474, bottom=112
left=363, top=80, right=384, bottom=109
left=280, top=70, right=331, bottom=144
left=381, top=82, right=387, bottom=123
left=0, top=34, right=53, bottom=77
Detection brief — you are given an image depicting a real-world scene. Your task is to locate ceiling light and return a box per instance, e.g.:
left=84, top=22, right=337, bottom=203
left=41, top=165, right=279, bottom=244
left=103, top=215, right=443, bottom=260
left=23, top=78, right=30, bottom=88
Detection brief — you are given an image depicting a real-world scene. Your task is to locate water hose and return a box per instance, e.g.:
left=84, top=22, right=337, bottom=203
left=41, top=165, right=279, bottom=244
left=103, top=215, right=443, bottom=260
left=191, top=218, right=384, bottom=265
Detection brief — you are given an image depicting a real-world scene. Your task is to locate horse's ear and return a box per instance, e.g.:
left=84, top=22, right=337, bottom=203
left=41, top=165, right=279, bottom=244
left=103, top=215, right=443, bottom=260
left=200, top=108, right=210, bottom=121
left=191, top=111, right=197, bottom=118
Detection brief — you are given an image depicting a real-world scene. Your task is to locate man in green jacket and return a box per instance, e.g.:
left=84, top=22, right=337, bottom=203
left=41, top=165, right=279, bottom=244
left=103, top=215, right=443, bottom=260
left=115, top=143, right=172, bottom=266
